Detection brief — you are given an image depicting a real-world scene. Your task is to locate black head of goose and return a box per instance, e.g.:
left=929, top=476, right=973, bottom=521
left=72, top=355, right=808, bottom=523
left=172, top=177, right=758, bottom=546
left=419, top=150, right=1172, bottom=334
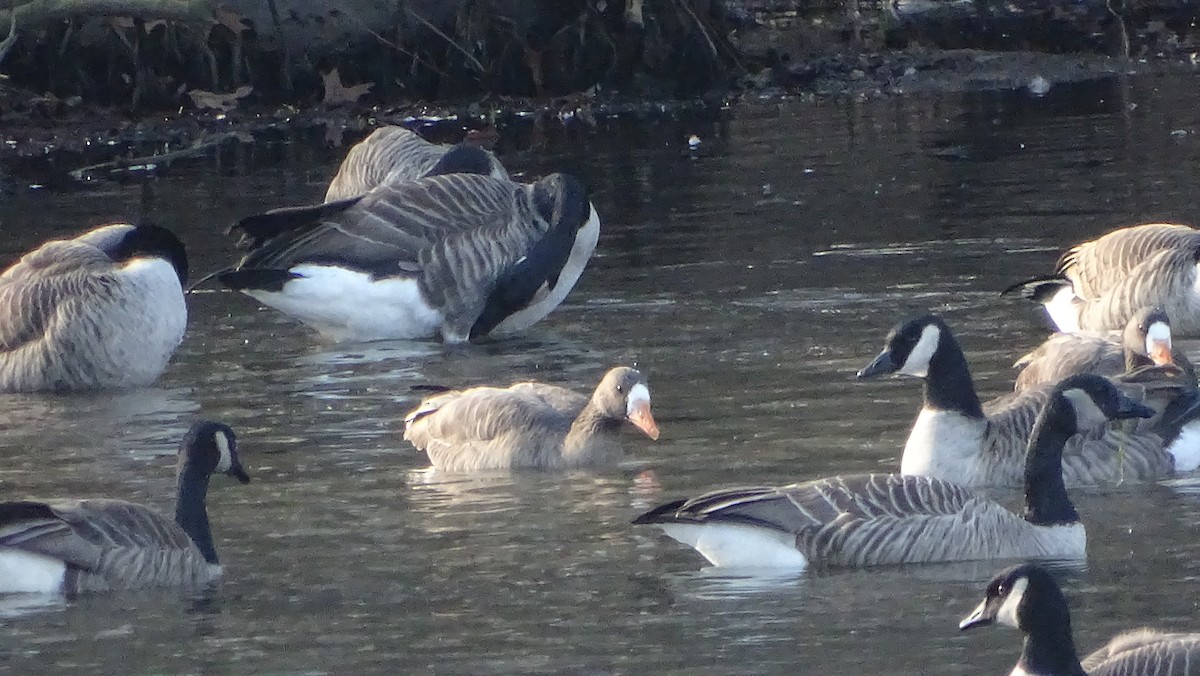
left=856, top=313, right=1184, bottom=487
left=218, top=171, right=599, bottom=344
left=634, top=375, right=1153, bottom=569
left=403, top=366, right=659, bottom=472
left=961, top=563, right=1200, bottom=676
left=0, top=420, right=250, bottom=594
left=0, top=223, right=188, bottom=392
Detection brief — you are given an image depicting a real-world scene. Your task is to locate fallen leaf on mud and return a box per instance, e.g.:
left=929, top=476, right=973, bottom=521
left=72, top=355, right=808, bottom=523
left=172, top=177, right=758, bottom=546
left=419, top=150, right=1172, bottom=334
left=214, top=5, right=251, bottom=35
left=187, top=86, right=252, bottom=112
left=321, top=69, right=373, bottom=107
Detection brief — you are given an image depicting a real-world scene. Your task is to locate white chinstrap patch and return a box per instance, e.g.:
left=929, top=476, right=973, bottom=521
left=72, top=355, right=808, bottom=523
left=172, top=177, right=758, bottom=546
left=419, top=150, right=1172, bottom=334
left=626, top=383, right=651, bottom=416
left=214, top=431, right=233, bottom=473
left=0, top=550, right=66, bottom=593
left=657, top=523, right=808, bottom=570
left=899, top=324, right=941, bottom=377
left=996, top=575, right=1030, bottom=629
left=1167, top=423, right=1200, bottom=472
left=1146, top=321, right=1172, bottom=353
left=1043, top=285, right=1081, bottom=334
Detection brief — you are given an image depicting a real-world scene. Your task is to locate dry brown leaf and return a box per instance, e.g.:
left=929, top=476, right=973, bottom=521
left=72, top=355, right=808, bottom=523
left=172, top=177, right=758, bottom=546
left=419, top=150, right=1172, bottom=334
left=214, top=6, right=250, bottom=35
left=321, top=69, right=373, bottom=107
left=187, top=86, right=252, bottom=112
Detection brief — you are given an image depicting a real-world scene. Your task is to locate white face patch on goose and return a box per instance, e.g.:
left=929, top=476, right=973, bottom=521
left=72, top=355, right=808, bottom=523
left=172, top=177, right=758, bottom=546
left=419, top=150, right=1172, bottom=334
left=1061, top=388, right=1109, bottom=429
left=1146, top=321, right=1171, bottom=354
left=995, top=575, right=1029, bottom=629
left=626, top=383, right=650, bottom=416
left=214, top=432, right=233, bottom=473
left=899, top=324, right=941, bottom=377
left=1043, top=285, right=1081, bottom=333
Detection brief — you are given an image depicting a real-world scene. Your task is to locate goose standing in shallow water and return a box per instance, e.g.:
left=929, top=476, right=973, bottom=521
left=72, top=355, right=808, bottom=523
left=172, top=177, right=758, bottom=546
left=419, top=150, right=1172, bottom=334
left=856, top=314, right=1200, bottom=486
left=961, top=563, right=1200, bottom=675
left=1006, top=222, right=1200, bottom=335
left=404, top=366, right=660, bottom=472
left=0, top=223, right=188, bottom=392
left=633, top=375, right=1152, bottom=570
left=323, top=126, right=508, bottom=201
left=220, top=172, right=600, bottom=343
left=0, top=421, right=250, bottom=594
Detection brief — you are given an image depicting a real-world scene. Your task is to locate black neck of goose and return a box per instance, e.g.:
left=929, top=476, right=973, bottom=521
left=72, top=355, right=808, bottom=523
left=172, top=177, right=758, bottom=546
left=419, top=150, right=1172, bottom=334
left=1019, top=610, right=1086, bottom=676
left=175, top=465, right=219, bottom=565
left=1125, top=348, right=1151, bottom=372
left=921, top=331, right=984, bottom=419
left=1023, top=395, right=1079, bottom=526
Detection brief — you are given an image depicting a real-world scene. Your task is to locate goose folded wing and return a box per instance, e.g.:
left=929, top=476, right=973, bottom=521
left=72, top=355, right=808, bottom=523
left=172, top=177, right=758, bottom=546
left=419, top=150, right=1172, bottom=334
left=1082, top=630, right=1200, bottom=675
left=1060, top=224, right=1200, bottom=299
left=405, top=388, right=575, bottom=449
left=0, top=242, right=119, bottom=352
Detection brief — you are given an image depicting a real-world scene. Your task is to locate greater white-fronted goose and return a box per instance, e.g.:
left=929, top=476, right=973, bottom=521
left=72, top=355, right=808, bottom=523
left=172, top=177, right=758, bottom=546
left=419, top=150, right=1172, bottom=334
left=633, top=375, right=1151, bottom=569
left=324, top=126, right=508, bottom=202
left=1006, top=223, right=1200, bottom=335
left=0, top=223, right=188, bottom=391
left=404, top=366, right=660, bottom=472
left=0, top=421, right=250, bottom=594
left=219, top=172, right=600, bottom=343
left=961, top=563, right=1200, bottom=675
left=856, top=314, right=1200, bottom=486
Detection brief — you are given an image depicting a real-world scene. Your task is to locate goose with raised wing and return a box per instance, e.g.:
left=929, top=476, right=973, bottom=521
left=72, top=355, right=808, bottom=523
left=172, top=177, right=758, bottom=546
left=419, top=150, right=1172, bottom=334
left=0, top=421, right=250, bottom=594
left=961, top=563, right=1200, bottom=675
left=0, top=223, right=188, bottom=391
left=633, top=375, right=1151, bottom=569
left=1006, top=222, right=1200, bottom=335
left=856, top=314, right=1200, bottom=486
left=324, top=126, right=508, bottom=202
left=219, top=171, right=600, bottom=343
left=404, top=366, right=660, bottom=472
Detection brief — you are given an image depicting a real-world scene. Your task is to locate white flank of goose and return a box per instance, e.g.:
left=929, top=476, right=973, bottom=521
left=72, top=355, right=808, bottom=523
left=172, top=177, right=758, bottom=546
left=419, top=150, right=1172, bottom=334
left=0, top=223, right=188, bottom=392
left=0, top=421, right=250, bottom=594
left=961, top=563, right=1200, bottom=676
left=404, top=366, right=660, bottom=472
left=633, top=375, right=1153, bottom=570
left=219, top=172, right=600, bottom=343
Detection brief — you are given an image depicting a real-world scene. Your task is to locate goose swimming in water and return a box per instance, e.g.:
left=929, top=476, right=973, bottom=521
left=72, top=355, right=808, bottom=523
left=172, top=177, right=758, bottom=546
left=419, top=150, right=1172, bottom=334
left=0, top=223, right=188, bottom=391
left=633, top=375, right=1151, bottom=570
left=219, top=171, right=600, bottom=343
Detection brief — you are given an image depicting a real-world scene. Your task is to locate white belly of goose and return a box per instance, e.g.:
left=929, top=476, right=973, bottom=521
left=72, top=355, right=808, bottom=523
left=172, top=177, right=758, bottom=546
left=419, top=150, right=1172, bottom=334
left=1168, top=423, right=1200, bottom=473
left=656, top=523, right=809, bottom=570
left=490, top=206, right=601, bottom=335
left=0, top=550, right=66, bottom=594
left=105, top=258, right=188, bottom=386
left=901, top=409, right=987, bottom=483
left=245, top=264, right=443, bottom=342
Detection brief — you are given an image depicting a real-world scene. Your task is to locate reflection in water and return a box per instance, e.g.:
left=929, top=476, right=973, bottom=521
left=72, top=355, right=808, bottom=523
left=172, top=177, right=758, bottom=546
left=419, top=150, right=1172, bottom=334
left=2, top=75, right=1200, bottom=673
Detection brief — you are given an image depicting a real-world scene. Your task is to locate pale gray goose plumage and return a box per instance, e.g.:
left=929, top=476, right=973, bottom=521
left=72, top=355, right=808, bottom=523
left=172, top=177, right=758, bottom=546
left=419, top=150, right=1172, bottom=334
left=1006, top=223, right=1200, bottom=335
left=219, top=172, right=600, bottom=343
left=0, top=223, right=188, bottom=392
left=961, top=563, right=1200, bottom=675
left=0, top=421, right=249, bottom=594
left=856, top=314, right=1200, bottom=487
left=634, top=375, right=1152, bottom=569
left=323, top=126, right=508, bottom=202
left=404, top=366, right=660, bottom=472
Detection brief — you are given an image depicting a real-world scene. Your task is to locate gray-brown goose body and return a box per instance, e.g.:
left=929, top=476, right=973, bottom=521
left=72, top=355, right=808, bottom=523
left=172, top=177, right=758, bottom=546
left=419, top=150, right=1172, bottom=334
left=323, top=126, right=508, bottom=202
left=634, top=375, right=1152, bottom=569
left=856, top=314, right=1199, bottom=486
left=219, top=172, right=600, bottom=343
left=961, top=563, right=1200, bottom=675
left=1007, top=223, right=1200, bottom=335
left=0, top=223, right=188, bottom=392
left=0, top=421, right=250, bottom=594
left=404, top=367, right=660, bottom=472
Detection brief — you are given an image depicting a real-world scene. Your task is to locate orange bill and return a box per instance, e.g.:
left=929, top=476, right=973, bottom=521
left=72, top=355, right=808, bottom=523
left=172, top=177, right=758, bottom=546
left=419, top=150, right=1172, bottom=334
left=1149, top=339, right=1174, bottom=366
left=628, top=400, right=660, bottom=440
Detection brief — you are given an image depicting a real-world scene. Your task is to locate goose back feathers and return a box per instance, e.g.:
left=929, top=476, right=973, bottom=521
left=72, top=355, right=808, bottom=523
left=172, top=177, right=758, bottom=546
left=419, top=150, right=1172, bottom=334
left=404, top=366, right=659, bottom=472
left=0, top=223, right=188, bottom=391
left=221, top=172, right=600, bottom=343
left=0, top=421, right=250, bottom=594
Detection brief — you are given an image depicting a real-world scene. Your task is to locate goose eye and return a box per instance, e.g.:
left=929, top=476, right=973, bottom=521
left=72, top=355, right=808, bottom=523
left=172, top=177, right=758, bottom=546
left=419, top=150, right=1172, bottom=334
left=616, top=384, right=624, bottom=393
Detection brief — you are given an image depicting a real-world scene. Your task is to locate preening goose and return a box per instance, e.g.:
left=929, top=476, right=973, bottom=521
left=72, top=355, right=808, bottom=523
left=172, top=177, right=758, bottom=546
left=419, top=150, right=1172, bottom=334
left=857, top=314, right=1200, bottom=486
left=1014, top=306, right=1196, bottom=392
left=404, top=366, right=660, bottom=472
left=1006, top=223, right=1200, bottom=335
left=0, top=421, right=250, bottom=594
left=961, top=563, right=1200, bottom=676
left=219, top=172, right=600, bottom=343
left=324, top=126, right=508, bottom=202
left=0, top=223, right=188, bottom=392
left=633, top=375, right=1152, bottom=569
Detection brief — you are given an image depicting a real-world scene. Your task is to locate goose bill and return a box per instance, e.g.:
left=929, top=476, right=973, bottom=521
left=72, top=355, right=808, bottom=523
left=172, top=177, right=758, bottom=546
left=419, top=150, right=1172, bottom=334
left=1149, top=339, right=1173, bottom=366
left=958, top=599, right=994, bottom=631
left=857, top=349, right=897, bottom=379
left=628, top=402, right=660, bottom=440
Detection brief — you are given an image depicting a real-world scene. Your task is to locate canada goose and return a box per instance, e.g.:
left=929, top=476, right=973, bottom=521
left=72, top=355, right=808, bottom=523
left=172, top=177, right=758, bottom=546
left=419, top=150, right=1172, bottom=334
left=1014, top=306, right=1196, bottom=392
left=633, top=375, right=1152, bottom=569
left=1006, top=223, right=1200, bottom=335
left=961, top=563, right=1200, bottom=675
left=404, top=366, right=660, bottom=472
left=324, top=126, right=508, bottom=202
left=0, top=421, right=249, bottom=594
left=219, top=172, right=600, bottom=343
left=0, top=223, right=188, bottom=392
left=857, top=314, right=1200, bottom=486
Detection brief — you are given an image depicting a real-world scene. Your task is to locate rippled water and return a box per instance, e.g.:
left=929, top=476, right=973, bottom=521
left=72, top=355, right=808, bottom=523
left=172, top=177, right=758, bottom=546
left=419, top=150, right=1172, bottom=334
left=3, top=73, right=1200, bottom=673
